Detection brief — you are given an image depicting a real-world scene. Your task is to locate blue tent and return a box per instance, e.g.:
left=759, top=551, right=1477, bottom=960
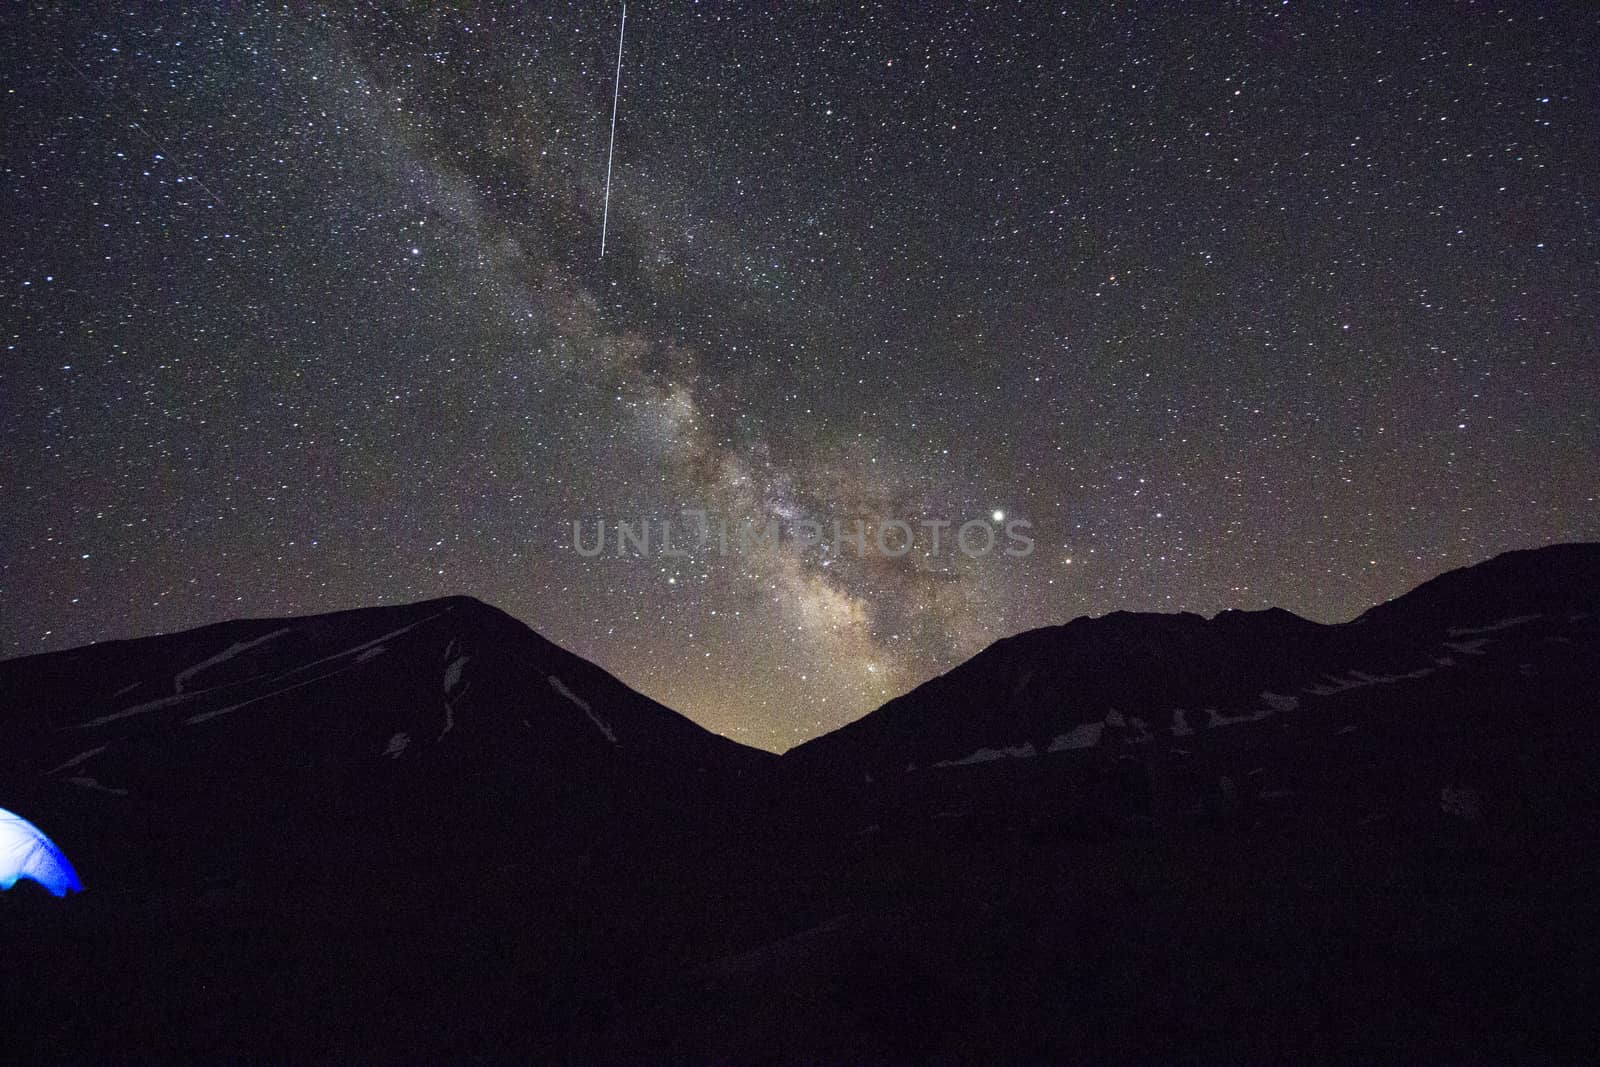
left=0, top=807, right=83, bottom=896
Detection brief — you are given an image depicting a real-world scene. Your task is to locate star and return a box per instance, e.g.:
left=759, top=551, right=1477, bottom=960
left=2, top=3, right=1595, bottom=751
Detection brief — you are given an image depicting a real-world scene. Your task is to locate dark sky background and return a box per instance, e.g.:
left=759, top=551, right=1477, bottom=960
left=3, top=2, right=1596, bottom=750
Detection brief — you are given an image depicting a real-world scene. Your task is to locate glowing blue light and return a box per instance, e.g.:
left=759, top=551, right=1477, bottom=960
left=0, top=808, right=84, bottom=896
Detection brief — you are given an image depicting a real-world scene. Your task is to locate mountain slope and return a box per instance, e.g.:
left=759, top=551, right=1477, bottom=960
left=626, top=543, right=1600, bottom=1064
left=1, top=596, right=778, bottom=1062
left=0, top=594, right=768, bottom=902
left=786, top=543, right=1600, bottom=790
left=4, top=545, right=1599, bottom=1064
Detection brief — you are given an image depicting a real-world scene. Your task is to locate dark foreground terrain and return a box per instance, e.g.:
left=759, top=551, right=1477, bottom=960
left=4, top=544, right=1599, bottom=1063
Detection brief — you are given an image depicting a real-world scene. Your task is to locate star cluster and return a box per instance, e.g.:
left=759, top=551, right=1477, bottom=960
left=3, top=3, right=1596, bottom=749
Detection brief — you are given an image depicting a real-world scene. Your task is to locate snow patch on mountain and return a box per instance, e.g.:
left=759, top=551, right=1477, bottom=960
left=77, top=612, right=446, bottom=729
left=1049, top=722, right=1105, bottom=750
left=46, top=745, right=108, bottom=775
left=933, top=742, right=1037, bottom=768
left=1447, top=614, right=1541, bottom=637
left=67, top=776, right=128, bottom=796
left=184, top=663, right=362, bottom=725
left=174, top=626, right=294, bottom=694
left=438, top=653, right=472, bottom=738
left=1302, top=681, right=1343, bottom=696
left=1206, top=705, right=1277, bottom=727
left=444, top=655, right=469, bottom=694
left=1303, top=664, right=1437, bottom=695
left=548, top=675, right=618, bottom=746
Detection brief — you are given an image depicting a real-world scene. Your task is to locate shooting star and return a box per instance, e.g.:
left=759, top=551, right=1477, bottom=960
left=600, top=2, right=626, bottom=259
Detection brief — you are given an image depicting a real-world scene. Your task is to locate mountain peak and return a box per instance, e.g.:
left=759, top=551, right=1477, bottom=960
left=788, top=542, right=1600, bottom=777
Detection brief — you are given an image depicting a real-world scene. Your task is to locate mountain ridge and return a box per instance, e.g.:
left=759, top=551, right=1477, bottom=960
left=785, top=541, right=1600, bottom=773
left=10, top=543, right=1594, bottom=759
left=4, top=542, right=1599, bottom=1063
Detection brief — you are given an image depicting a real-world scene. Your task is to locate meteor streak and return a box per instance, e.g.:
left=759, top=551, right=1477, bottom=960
left=600, top=3, right=626, bottom=258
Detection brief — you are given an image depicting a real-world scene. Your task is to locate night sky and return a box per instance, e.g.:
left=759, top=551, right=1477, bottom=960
left=3, top=3, right=1596, bottom=750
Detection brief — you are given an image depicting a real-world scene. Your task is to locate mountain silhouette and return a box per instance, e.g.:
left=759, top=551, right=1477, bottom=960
left=2, top=544, right=1597, bottom=1063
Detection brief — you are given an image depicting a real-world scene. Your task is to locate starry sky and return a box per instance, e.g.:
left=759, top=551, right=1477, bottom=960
left=3, top=2, right=1597, bottom=751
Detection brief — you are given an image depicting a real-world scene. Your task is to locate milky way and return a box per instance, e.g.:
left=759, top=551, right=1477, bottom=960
left=3, top=4, right=1597, bottom=749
